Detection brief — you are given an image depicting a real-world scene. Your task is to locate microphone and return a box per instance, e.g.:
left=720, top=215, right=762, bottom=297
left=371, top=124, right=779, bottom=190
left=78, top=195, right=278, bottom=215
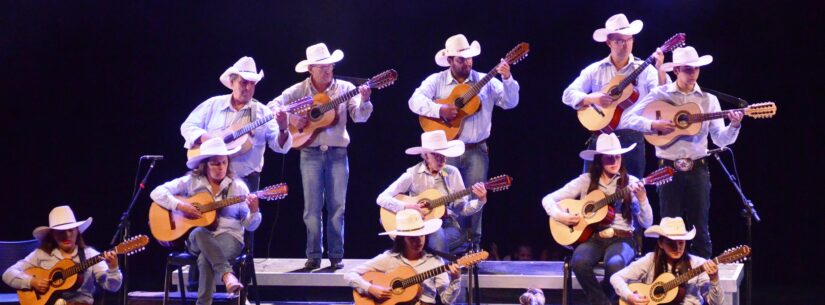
left=140, top=155, right=164, bottom=160
left=706, top=147, right=729, bottom=156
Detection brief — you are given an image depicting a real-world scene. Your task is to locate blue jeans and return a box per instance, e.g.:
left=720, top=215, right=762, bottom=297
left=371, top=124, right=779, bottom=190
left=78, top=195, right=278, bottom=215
left=570, top=236, right=636, bottom=305
left=427, top=217, right=468, bottom=255
left=187, top=228, right=244, bottom=305
left=447, top=142, right=489, bottom=244
left=300, top=147, right=348, bottom=259
left=583, top=130, right=646, bottom=179
left=658, top=160, right=712, bottom=258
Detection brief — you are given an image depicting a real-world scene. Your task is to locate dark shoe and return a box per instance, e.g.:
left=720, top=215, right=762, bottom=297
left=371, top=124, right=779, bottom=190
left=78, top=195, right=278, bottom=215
left=330, top=258, right=344, bottom=269
left=305, top=258, right=321, bottom=269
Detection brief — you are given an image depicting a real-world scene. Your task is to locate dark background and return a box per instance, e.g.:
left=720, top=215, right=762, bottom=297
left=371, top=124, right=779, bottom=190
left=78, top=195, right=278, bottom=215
left=1, top=1, right=820, bottom=304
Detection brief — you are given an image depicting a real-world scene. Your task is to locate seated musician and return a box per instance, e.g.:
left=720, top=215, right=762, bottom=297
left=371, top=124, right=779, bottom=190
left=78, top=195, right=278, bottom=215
left=344, top=209, right=461, bottom=305
left=376, top=130, right=487, bottom=255
left=2, top=205, right=121, bottom=305
left=610, top=217, right=724, bottom=305
left=542, top=133, right=653, bottom=305
left=150, top=138, right=260, bottom=305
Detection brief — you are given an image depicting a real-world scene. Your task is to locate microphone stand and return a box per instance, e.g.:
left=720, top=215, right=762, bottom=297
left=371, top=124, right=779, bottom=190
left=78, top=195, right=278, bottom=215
left=110, top=158, right=159, bottom=305
left=710, top=149, right=759, bottom=305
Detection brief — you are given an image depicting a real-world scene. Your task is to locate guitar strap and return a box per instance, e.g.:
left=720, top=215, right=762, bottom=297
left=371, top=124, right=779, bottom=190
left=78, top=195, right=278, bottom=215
left=206, top=185, right=231, bottom=231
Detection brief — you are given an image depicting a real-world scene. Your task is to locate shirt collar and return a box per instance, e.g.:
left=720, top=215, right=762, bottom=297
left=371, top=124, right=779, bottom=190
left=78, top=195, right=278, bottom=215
left=599, top=54, right=639, bottom=72
left=304, top=77, right=338, bottom=95
left=445, top=69, right=476, bottom=85
left=666, top=82, right=704, bottom=96
left=218, top=95, right=253, bottom=112
left=597, top=173, right=622, bottom=188
left=415, top=162, right=448, bottom=177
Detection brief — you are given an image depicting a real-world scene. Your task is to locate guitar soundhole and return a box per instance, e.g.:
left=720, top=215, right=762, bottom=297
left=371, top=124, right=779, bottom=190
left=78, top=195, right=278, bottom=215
left=454, top=97, right=464, bottom=108
left=309, top=108, right=322, bottom=120
left=390, top=279, right=404, bottom=293
left=51, top=271, right=65, bottom=286
left=582, top=203, right=595, bottom=217
left=675, top=112, right=690, bottom=128
left=651, top=284, right=666, bottom=300
left=608, top=86, right=621, bottom=99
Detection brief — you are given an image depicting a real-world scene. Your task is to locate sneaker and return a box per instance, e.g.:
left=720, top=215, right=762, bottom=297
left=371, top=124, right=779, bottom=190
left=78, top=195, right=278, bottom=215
left=329, top=258, right=344, bottom=269
left=222, top=273, right=243, bottom=294
left=304, top=258, right=321, bottom=269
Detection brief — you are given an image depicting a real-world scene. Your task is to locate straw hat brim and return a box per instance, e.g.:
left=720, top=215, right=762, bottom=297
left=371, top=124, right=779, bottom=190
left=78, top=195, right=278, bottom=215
left=405, top=140, right=465, bottom=157
left=295, top=50, right=344, bottom=73
left=644, top=225, right=697, bottom=240
left=435, top=41, right=481, bottom=67
left=661, top=55, right=714, bottom=72
left=579, top=142, right=637, bottom=161
left=32, top=217, right=93, bottom=241
left=593, top=20, right=643, bottom=42
left=379, top=219, right=442, bottom=237
left=186, top=145, right=242, bottom=169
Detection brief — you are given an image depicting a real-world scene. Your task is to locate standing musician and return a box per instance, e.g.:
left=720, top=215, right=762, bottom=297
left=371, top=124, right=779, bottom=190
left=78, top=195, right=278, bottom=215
left=542, top=133, right=653, bottom=305
left=623, top=46, right=743, bottom=258
left=267, top=43, right=373, bottom=270
left=562, top=13, right=668, bottom=178
left=150, top=138, right=261, bottom=305
left=181, top=56, right=291, bottom=192
left=408, top=34, right=519, bottom=245
left=376, top=130, right=488, bottom=255
left=3, top=205, right=122, bottom=305
left=610, top=217, right=724, bottom=305
left=344, top=209, right=462, bottom=305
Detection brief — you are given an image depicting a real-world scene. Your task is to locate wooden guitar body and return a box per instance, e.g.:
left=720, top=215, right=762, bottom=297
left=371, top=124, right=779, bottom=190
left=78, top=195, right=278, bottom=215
left=148, top=192, right=218, bottom=242
left=290, top=93, right=339, bottom=149
left=419, top=84, right=482, bottom=140
left=577, top=75, right=637, bottom=131
left=352, top=265, right=421, bottom=305
left=18, top=259, right=82, bottom=305
left=642, top=101, right=703, bottom=147
left=548, top=189, right=615, bottom=246
left=620, top=273, right=679, bottom=305
left=379, top=189, right=448, bottom=236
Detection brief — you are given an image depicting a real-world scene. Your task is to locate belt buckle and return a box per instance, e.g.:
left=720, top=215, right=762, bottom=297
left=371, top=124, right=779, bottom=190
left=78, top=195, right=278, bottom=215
left=674, top=158, right=694, bottom=171
left=320, top=144, right=329, bottom=152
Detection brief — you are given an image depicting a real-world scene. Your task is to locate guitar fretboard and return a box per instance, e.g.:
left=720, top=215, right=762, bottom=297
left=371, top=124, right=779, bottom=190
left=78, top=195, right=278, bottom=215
left=65, top=254, right=105, bottom=278
left=317, top=87, right=362, bottom=114
left=399, top=264, right=453, bottom=288
left=456, top=67, right=499, bottom=108
left=229, top=114, right=274, bottom=141
left=687, top=109, right=741, bottom=123
left=614, top=57, right=655, bottom=109
left=198, top=189, right=268, bottom=212
left=661, top=257, right=722, bottom=292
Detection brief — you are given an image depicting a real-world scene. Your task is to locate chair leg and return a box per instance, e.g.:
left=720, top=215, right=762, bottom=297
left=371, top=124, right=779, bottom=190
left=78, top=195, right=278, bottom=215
left=250, top=259, right=260, bottom=305
left=178, top=266, right=187, bottom=305
left=163, top=265, right=171, bottom=305
left=238, top=261, right=247, bottom=305
left=563, top=256, right=571, bottom=305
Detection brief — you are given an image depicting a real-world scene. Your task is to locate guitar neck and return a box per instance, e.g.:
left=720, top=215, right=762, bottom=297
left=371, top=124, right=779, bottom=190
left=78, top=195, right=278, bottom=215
left=428, top=188, right=474, bottom=209
left=399, top=263, right=452, bottom=288
left=65, top=253, right=106, bottom=278
left=317, top=87, right=361, bottom=114
left=615, top=56, right=655, bottom=96
left=592, top=176, right=659, bottom=211
left=229, top=114, right=274, bottom=141
left=688, top=108, right=743, bottom=123
left=200, top=188, right=267, bottom=212
left=457, top=66, right=499, bottom=107
left=660, top=257, right=721, bottom=292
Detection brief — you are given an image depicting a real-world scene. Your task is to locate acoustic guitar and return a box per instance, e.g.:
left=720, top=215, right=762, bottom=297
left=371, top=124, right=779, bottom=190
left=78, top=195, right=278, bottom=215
left=290, top=69, right=398, bottom=149
left=549, top=167, right=674, bottom=247
left=186, top=98, right=313, bottom=159
left=577, top=33, right=686, bottom=133
left=419, top=42, right=529, bottom=140
left=18, top=235, right=149, bottom=305
left=379, top=175, right=512, bottom=237
left=641, top=101, right=777, bottom=147
left=619, top=245, right=751, bottom=305
left=352, top=251, right=488, bottom=305
left=149, top=183, right=288, bottom=243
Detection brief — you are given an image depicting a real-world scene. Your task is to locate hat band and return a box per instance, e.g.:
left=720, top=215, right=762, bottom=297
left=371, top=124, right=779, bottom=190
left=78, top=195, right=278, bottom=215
left=51, top=221, right=77, bottom=227
left=397, top=224, right=425, bottom=232
left=238, top=69, right=257, bottom=73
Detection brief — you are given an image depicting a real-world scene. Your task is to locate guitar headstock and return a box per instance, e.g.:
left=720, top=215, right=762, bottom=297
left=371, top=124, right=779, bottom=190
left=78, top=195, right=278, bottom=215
left=367, top=69, right=398, bottom=90
left=660, top=33, right=686, bottom=53
left=715, top=245, right=752, bottom=264
left=484, top=174, right=513, bottom=192
left=456, top=250, right=489, bottom=267
left=504, top=42, right=530, bottom=65
left=257, top=183, right=288, bottom=201
left=284, top=96, right=313, bottom=115
left=743, top=102, right=777, bottom=119
left=114, top=235, right=149, bottom=256
left=642, top=166, right=675, bottom=186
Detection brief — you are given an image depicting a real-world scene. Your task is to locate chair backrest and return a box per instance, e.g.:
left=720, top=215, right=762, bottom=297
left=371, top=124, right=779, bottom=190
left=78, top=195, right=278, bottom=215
left=0, top=239, right=39, bottom=292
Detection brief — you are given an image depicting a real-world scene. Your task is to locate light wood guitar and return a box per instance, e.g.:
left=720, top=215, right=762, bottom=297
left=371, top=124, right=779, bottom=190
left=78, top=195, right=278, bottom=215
left=290, top=69, right=398, bottom=149
left=577, top=33, right=686, bottom=132
left=642, top=101, right=777, bottom=147
left=379, top=175, right=512, bottom=237
left=186, top=98, right=313, bottom=159
left=352, top=251, right=488, bottom=305
left=619, top=245, right=751, bottom=305
left=18, top=235, right=149, bottom=305
left=149, top=183, right=288, bottom=243
left=549, top=167, right=674, bottom=247
left=419, top=42, right=529, bottom=140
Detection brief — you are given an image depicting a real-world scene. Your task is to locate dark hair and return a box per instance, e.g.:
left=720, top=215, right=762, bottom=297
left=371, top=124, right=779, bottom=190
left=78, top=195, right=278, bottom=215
left=653, top=237, right=691, bottom=278
left=190, top=156, right=235, bottom=179
left=38, top=228, right=86, bottom=252
left=587, top=154, right=632, bottom=221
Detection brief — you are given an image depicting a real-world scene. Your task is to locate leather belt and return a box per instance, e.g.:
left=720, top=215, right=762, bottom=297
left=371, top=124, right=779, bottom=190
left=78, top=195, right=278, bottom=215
left=659, top=158, right=706, bottom=172
left=613, top=229, right=634, bottom=238
left=465, top=140, right=486, bottom=150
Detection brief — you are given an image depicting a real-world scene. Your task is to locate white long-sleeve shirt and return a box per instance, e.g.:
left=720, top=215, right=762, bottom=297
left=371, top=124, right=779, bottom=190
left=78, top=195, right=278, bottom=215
left=344, top=251, right=461, bottom=304
left=3, top=247, right=122, bottom=304
left=610, top=252, right=725, bottom=305
left=376, top=163, right=485, bottom=217
left=180, top=94, right=292, bottom=177
left=408, top=69, right=519, bottom=143
left=623, top=83, right=740, bottom=160
left=267, top=78, right=372, bottom=148
left=150, top=174, right=261, bottom=244
left=542, top=173, right=653, bottom=232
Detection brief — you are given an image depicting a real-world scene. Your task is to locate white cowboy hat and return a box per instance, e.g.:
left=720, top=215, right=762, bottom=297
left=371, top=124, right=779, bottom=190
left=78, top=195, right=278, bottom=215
left=32, top=206, right=93, bottom=241
left=379, top=209, right=442, bottom=237
left=593, top=13, right=644, bottom=42
left=219, top=56, right=265, bottom=90
left=295, top=43, right=344, bottom=73
left=405, top=130, right=465, bottom=157
left=186, top=137, right=242, bottom=169
left=661, top=46, right=714, bottom=72
left=644, top=217, right=697, bottom=240
left=435, top=34, right=481, bottom=67
left=579, top=133, right=637, bottom=161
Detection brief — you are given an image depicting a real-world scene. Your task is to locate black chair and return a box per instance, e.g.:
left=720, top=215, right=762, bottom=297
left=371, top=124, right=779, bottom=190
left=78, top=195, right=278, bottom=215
left=163, top=231, right=260, bottom=305
left=561, top=229, right=644, bottom=305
